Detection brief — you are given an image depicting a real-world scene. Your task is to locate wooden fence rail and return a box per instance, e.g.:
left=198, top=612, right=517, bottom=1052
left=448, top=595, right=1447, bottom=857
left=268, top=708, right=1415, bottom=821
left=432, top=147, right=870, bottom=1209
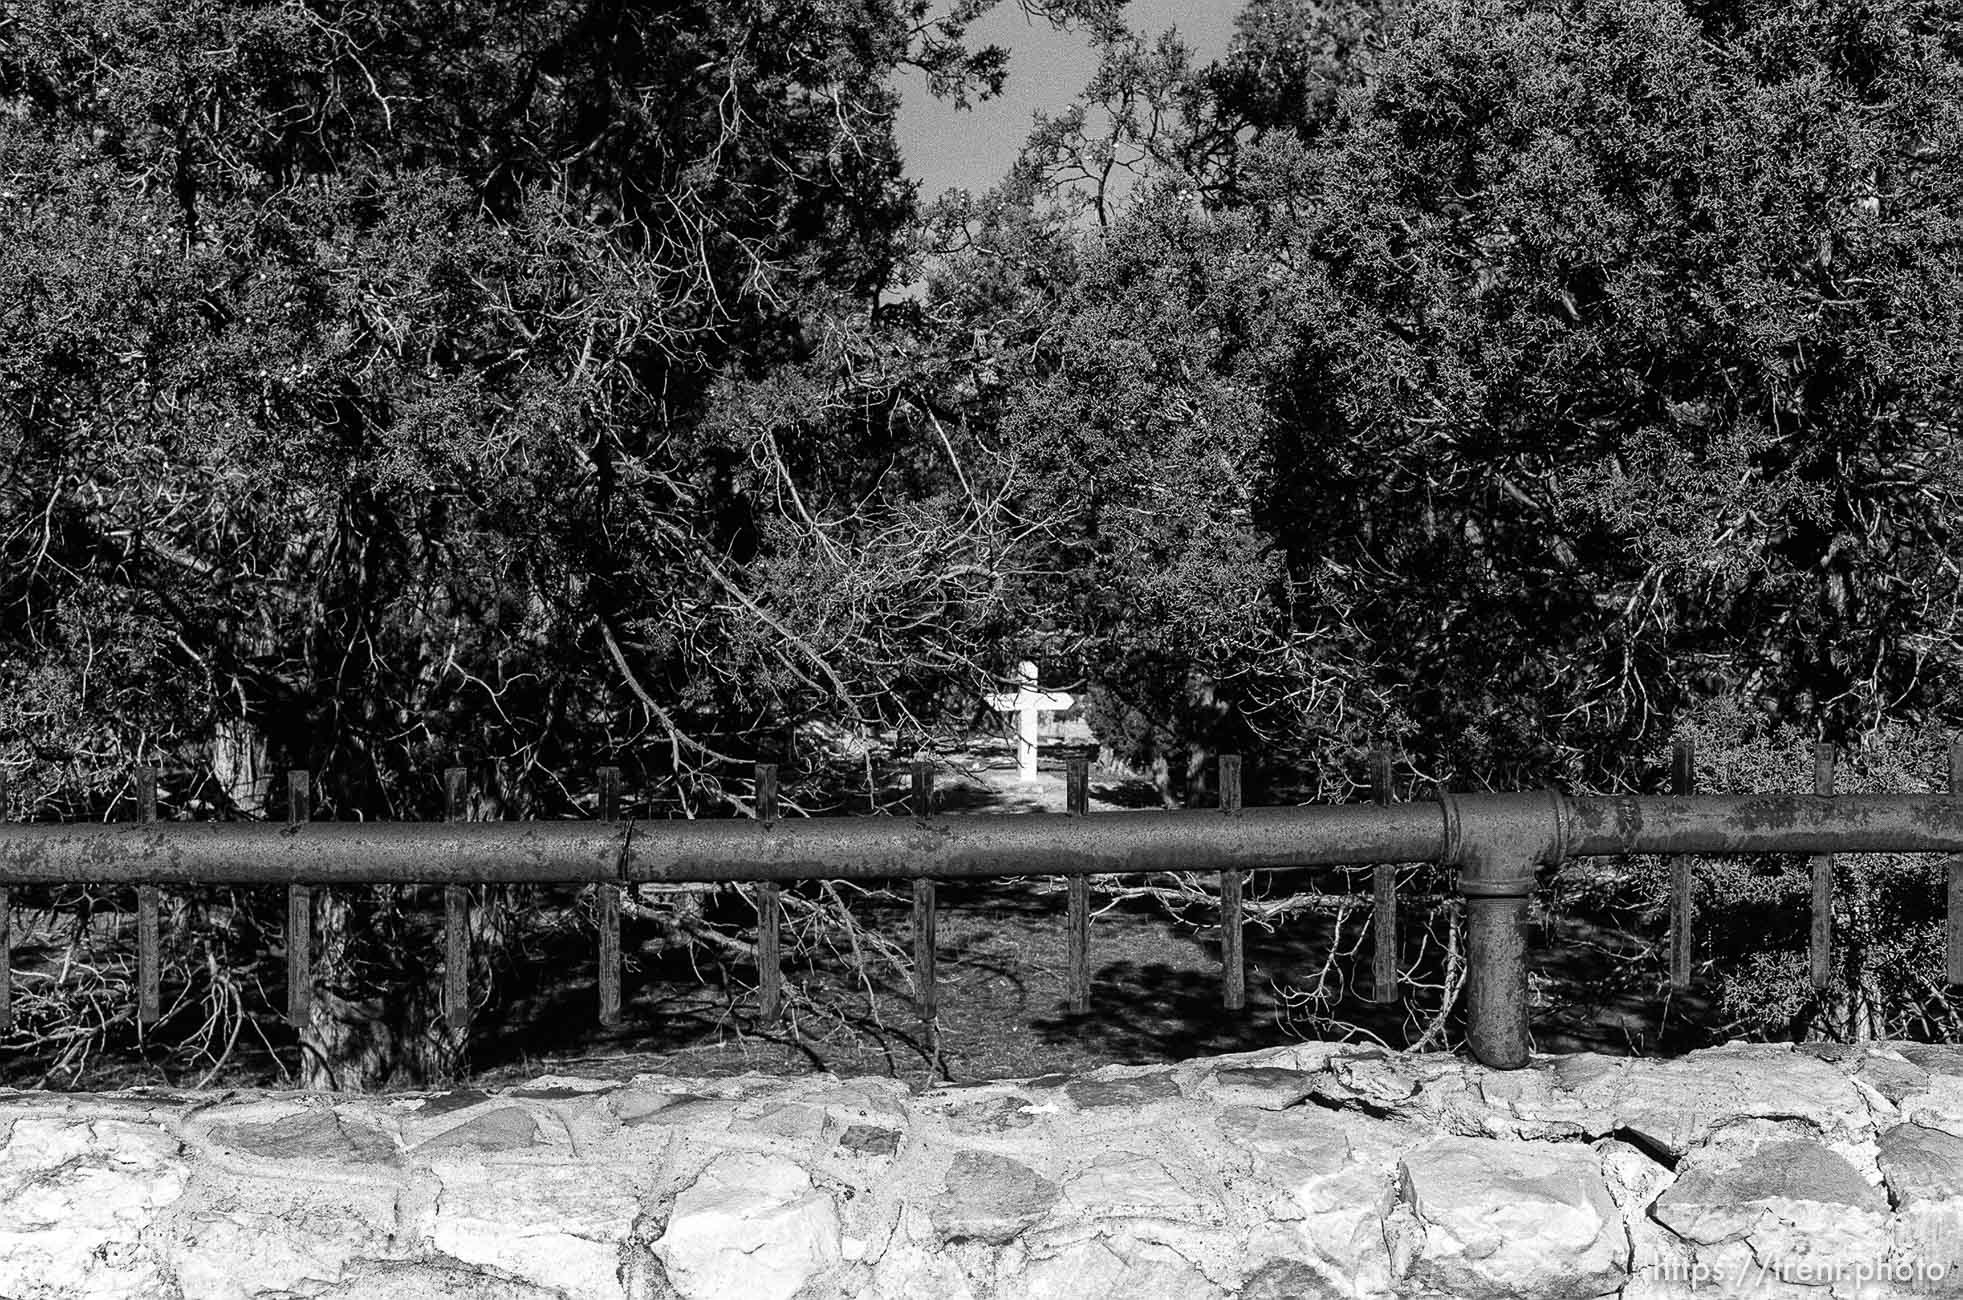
left=5, top=743, right=1963, bottom=1073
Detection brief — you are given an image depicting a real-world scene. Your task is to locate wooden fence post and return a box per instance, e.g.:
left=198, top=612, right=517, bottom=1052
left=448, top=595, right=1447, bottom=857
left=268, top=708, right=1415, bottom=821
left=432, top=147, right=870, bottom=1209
left=1950, top=738, right=1963, bottom=987
left=1669, top=740, right=1695, bottom=990
left=755, top=764, right=782, bottom=1025
left=1811, top=742, right=1835, bottom=991
left=136, top=764, right=160, bottom=1029
left=1218, top=755, right=1245, bottom=1011
left=1370, top=749, right=1399, bottom=1004
left=912, top=762, right=937, bottom=1028
left=597, top=766, right=622, bottom=1028
left=442, top=767, right=471, bottom=1047
left=1066, top=756, right=1091, bottom=1014
left=1, top=778, right=11, bottom=1033
left=286, top=771, right=312, bottom=1028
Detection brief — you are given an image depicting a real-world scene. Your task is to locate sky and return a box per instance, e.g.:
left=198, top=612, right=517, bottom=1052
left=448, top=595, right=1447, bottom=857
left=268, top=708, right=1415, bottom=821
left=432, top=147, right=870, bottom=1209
left=893, top=0, right=1244, bottom=201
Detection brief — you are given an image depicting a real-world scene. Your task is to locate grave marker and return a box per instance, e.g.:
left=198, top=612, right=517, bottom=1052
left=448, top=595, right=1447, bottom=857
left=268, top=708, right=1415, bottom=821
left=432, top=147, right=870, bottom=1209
left=986, top=660, right=1074, bottom=783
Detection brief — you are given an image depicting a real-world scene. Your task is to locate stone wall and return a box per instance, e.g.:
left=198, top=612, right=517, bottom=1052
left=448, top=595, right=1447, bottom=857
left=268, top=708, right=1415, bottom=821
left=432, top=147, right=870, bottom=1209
left=3, top=1040, right=1961, bottom=1298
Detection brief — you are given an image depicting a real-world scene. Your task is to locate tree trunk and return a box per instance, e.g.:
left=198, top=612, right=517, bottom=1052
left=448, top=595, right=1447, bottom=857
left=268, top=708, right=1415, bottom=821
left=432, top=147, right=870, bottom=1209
left=298, top=762, right=526, bottom=1090
left=211, top=717, right=271, bottom=817
left=300, top=885, right=463, bottom=1090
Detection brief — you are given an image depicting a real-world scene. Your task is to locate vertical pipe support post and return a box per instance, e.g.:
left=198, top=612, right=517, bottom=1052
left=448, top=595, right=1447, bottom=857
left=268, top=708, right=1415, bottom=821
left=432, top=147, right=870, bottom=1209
left=755, top=764, right=782, bottom=1026
left=596, top=766, right=622, bottom=1028
left=1948, top=738, right=1963, bottom=986
left=1218, top=755, right=1245, bottom=1012
left=1370, top=749, right=1399, bottom=1003
left=1668, top=740, right=1695, bottom=991
left=1450, top=789, right=1568, bottom=1070
left=912, top=762, right=937, bottom=1027
left=137, top=765, right=160, bottom=1028
left=0, top=776, right=7, bottom=1032
left=1811, top=743, right=1835, bottom=991
left=0, top=877, right=7, bottom=1034
left=1066, top=756, right=1091, bottom=1015
left=286, top=771, right=312, bottom=1028
left=442, top=767, right=471, bottom=1045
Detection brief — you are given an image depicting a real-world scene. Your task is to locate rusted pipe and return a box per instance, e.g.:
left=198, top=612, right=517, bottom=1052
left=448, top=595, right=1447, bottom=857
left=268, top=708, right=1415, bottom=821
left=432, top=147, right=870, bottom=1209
left=1563, top=794, right=1963, bottom=857
left=12, top=791, right=1963, bottom=1075
left=1441, top=791, right=1570, bottom=1070
left=0, top=822, right=628, bottom=886
left=0, top=804, right=1448, bottom=886
left=10, top=795, right=1963, bottom=887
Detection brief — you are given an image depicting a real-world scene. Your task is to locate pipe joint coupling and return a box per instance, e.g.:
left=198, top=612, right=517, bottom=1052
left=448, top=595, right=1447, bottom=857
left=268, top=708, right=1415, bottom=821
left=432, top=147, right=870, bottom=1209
left=1439, top=787, right=1571, bottom=897
left=1458, top=872, right=1538, bottom=898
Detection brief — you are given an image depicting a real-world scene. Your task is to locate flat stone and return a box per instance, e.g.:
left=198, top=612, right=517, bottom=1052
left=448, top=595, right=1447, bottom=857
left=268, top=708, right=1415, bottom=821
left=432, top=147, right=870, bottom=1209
left=611, top=1092, right=725, bottom=1128
left=1017, top=1237, right=1226, bottom=1300
left=213, top=1110, right=399, bottom=1165
left=1856, top=1054, right=1930, bottom=1104
left=1310, top=1055, right=1430, bottom=1111
left=0, top=1119, right=188, bottom=1299
left=866, top=1242, right=980, bottom=1300
left=1541, top=1044, right=1872, bottom=1156
left=655, top=1152, right=841, bottom=1300
left=0, top=1092, right=195, bottom=1119
left=1900, top=1044, right=1963, bottom=1076
left=750, top=1101, right=834, bottom=1141
left=1398, top=1134, right=1627, bottom=1300
left=1892, top=1081, right=1963, bottom=1141
left=0, top=1119, right=187, bottom=1226
left=1215, top=1104, right=1356, bottom=1180
left=163, top=1185, right=400, bottom=1300
left=508, top=1083, right=617, bottom=1101
left=1064, top=1071, right=1181, bottom=1108
left=1218, top=1107, right=1396, bottom=1290
left=1596, top=1139, right=1696, bottom=1294
left=416, top=1107, right=541, bottom=1153
left=803, top=1078, right=910, bottom=1114
left=941, top=1095, right=1037, bottom=1134
left=1061, top=1149, right=1222, bottom=1223
left=837, top=1125, right=900, bottom=1157
left=1661, top=1139, right=1885, bottom=1218
left=1547, top=1053, right=1622, bottom=1091
left=1215, top=1066, right=1317, bottom=1089
left=432, top=1163, right=645, bottom=1297
left=1878, top=1125, right=1963, bottom=1206
left=1241, top=1257, right=1344, bottom=1299
left=1648, top=1138, right=1892, bottom=1264
left=1892, top=1200, right=1963, bottom=1283
left=930, top=1151, right=1059, bottom=1245
left=1201, top=1067, right=1319, bottom=1109
left=313, top=1259, right=568, bottom=1298
left=413, top=1089, right=492, bottom=1116
left=1597, top=1137, right=1672, bottom=1207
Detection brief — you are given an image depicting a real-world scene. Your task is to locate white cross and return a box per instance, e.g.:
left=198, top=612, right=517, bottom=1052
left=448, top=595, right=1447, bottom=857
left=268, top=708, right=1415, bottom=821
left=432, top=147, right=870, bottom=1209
left=986, top=661, right=1074, bottom=783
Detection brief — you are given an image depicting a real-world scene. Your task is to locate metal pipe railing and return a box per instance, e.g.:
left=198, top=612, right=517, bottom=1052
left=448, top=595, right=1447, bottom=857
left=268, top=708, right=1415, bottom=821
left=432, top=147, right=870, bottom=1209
left=1564, top=794, right=1963, bottom=857
left=8, top=794, right=1962, bottom=886
left=6, top=776, right=1963, bottom=1072
left=0, top=802, right=1447, bottom=885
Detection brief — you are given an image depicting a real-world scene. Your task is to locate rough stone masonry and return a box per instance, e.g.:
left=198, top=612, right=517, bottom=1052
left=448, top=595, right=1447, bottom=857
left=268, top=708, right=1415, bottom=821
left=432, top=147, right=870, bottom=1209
left=3, top=1040, right=1963, bottom=1298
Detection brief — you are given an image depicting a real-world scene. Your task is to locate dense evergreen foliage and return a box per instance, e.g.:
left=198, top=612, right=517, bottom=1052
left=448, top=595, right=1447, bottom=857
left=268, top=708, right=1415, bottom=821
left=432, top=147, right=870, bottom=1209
left=4, top=0, right=1961, bottom=1080
left=945, top=0, right=1963, bottom=793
